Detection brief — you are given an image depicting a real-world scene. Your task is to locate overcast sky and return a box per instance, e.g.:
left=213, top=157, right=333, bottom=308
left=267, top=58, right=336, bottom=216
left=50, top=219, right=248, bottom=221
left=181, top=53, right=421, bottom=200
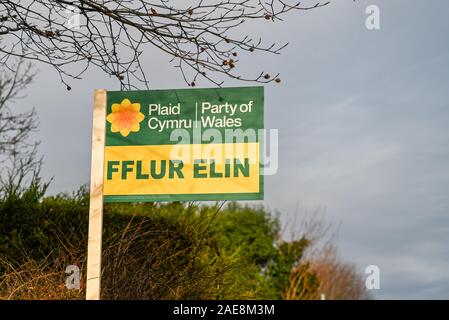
left=12, top=0, right=449, bottom=299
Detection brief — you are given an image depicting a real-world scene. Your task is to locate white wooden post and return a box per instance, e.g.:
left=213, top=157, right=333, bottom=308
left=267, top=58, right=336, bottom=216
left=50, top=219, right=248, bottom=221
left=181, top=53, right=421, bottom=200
left=86, top=89, right=107, bottom=300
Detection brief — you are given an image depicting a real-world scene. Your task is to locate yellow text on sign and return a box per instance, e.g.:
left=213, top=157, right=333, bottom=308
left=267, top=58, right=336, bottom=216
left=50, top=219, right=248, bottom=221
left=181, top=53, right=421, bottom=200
left=103, top=143, right=260, bottom=196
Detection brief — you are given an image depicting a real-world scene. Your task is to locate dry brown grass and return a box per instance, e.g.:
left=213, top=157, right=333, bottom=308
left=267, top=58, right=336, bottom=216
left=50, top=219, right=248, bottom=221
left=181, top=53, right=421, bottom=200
left=0, top=255, right=84, bottom=300
left=0, top=215, right=236, bottom=300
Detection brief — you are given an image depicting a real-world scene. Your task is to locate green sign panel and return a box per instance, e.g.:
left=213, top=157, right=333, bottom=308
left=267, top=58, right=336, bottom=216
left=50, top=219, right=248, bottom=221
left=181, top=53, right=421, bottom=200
left=103, top=86, right=264, bottom=202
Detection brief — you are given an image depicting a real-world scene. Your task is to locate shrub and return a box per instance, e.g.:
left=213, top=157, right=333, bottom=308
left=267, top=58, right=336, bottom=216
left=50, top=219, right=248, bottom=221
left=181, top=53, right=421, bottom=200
left=1, top=177, right=368, bottom=300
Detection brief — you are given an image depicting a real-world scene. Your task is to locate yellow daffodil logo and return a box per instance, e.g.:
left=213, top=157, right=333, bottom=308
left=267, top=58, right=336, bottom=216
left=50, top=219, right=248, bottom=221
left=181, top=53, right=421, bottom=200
left=107, top=99, right=145, bottom=137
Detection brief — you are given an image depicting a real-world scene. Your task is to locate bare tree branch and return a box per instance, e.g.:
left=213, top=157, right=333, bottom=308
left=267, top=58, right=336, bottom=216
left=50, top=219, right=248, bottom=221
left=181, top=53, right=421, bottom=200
left=0, top=59, right=41, bottom=187
left=0, top=59, right=38, bottom=157
left=0, top=0, right=329, bottom=89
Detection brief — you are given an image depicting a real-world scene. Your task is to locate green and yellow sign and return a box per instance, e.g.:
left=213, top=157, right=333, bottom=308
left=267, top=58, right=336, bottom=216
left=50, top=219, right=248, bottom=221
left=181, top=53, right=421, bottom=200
left=103, top=86, right=264, bottom=202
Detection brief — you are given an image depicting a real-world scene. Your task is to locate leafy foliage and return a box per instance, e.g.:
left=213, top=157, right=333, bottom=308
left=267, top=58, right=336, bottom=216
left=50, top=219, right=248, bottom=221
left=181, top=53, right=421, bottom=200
left=0, top=178, right=319, bottom=299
